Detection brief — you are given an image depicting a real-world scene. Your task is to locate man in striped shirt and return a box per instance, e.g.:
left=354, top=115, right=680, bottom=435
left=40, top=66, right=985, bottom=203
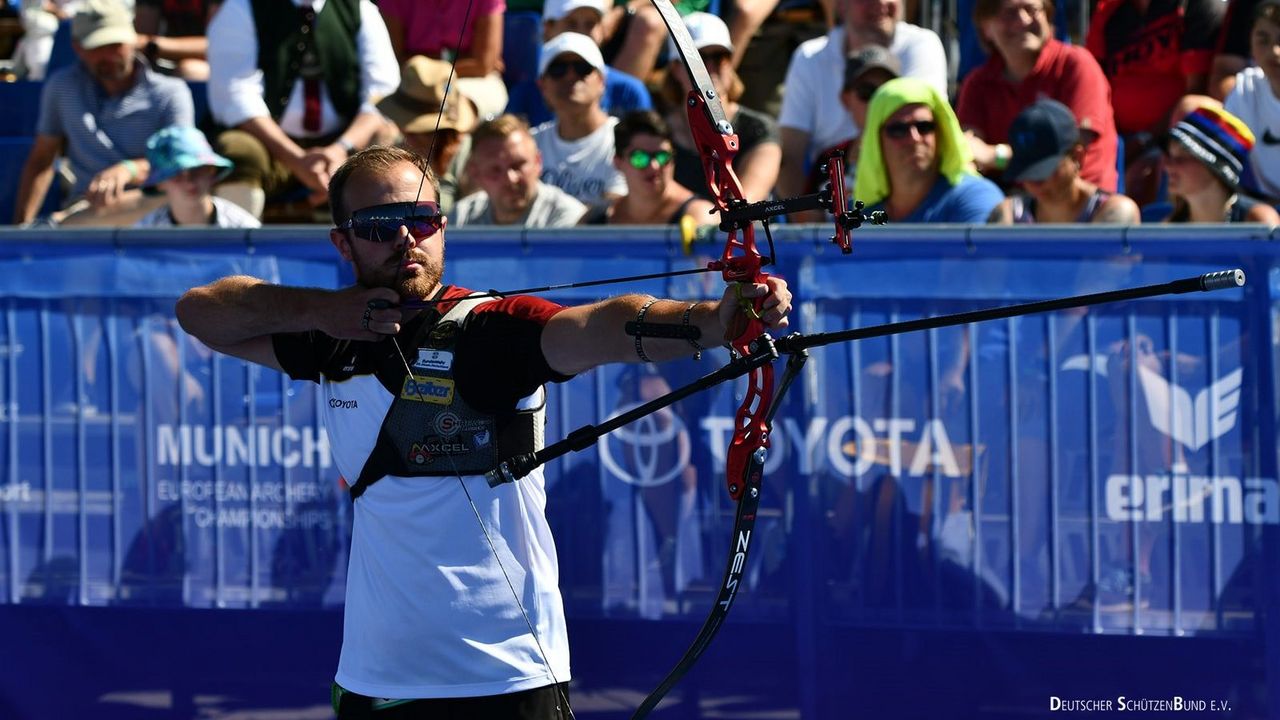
left=12, top=0, right=194, bottom=226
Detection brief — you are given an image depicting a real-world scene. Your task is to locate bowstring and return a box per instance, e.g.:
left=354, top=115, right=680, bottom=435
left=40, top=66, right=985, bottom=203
left=382, top=3, right=577, bottom=715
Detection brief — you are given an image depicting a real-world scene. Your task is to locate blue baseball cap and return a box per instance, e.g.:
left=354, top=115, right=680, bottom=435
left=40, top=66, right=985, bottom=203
left=1004, top=99, right=1080, bottom=183
left=144, top=126, right=234, bottom=186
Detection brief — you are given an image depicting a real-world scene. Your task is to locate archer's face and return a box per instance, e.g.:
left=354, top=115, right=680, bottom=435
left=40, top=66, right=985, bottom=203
left=329, top=161, right=446, bottom=300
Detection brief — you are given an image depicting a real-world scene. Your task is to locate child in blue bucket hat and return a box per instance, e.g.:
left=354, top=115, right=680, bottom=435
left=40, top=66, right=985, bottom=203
left=134, top=126, right=260, bottom=228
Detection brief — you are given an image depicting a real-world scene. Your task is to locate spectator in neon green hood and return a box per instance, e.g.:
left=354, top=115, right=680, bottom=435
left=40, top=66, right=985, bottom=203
left=856, top=77, right=1004, bottom=223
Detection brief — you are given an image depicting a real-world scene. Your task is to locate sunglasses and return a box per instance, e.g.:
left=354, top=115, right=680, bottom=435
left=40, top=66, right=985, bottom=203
left=852, top=81, right=883, bottom=102
left=545, top=59, right=596, bottom=79
left=626, top=148, right=673, bottom=169
left=338, top=201, right=443, bottom=242
left=884, top=119, right=938, bottom=139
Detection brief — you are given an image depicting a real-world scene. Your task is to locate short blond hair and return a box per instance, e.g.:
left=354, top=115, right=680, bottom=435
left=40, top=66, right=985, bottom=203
left=328, top=145, right=438, bottom=225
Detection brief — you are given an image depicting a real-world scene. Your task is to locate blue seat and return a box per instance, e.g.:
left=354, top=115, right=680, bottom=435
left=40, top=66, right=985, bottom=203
left=187, top=81, right=209, bottom=126
left=0, top=82, right=44, bottom=136
left=0, top=137, right=62, bottom=223
left=45, top=19, right=74, bottom=79
left=1140, top=200, right=1172, bottom=222
left=1115, top=133, right=1124, bottom=196
left=503, top=11, right=543, bottom=90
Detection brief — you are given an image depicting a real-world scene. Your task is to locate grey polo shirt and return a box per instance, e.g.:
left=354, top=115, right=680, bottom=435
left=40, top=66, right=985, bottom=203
left=36, top=58, right=194, bottom=196
left=452, top=182, right=588, bottom=228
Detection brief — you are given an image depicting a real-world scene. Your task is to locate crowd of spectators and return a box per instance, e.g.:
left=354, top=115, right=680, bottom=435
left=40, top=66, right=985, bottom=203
left=10, top=0, right=1280, bottom=229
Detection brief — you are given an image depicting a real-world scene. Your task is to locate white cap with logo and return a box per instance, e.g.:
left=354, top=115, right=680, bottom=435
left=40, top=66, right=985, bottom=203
left=666, top=11, right=733, bottom=62
left=538, top=32, right=607, bottom=77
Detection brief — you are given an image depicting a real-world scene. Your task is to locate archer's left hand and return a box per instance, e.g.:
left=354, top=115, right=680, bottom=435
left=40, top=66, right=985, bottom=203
left=718, top=277, right=791, bottom=342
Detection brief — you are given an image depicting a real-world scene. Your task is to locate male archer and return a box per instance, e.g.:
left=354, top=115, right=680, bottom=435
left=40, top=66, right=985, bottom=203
left=175, top=145, right=792, bottom=718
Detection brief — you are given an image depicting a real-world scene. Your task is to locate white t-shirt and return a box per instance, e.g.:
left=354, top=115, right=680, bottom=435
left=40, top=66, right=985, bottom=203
left=1225, top=67, right=1280, bottom=202
left=275, top=293, right=570, bottom=699
left=531, top=117, right=628, bottom=207
left=133, top=196, right=262, bottom=228
left=453, top=182, right=588, bottom=227
left=777, top=24, right=948, bottom=162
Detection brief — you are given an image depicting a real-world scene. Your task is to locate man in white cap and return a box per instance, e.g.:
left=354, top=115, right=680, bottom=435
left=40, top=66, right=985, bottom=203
left=13, top=0, right=194, bottom=226
left=660, top=11, right=781, bottom=205
left=532, top=32, right=627, bottom=208
left=506, top=0, right=653, bottom=127
left=774, top=0, right=947, bottom=215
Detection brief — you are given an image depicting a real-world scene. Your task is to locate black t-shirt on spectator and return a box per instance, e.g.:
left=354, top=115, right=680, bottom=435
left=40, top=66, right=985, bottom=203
left=672, top=105, right=779, bottom=201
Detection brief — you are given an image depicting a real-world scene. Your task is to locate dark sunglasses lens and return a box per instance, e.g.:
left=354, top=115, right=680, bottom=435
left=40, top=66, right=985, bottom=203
left=885, top=120, right=937, bottom=138
left=855, top=83, right=878, bottom=101
left=548, top=60, right=594, bottom=78
left=347, top=202, right=442, bottom=241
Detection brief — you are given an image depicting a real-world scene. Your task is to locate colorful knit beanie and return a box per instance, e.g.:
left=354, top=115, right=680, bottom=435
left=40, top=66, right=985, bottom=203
left=1167, top=106, right=1256, bottom=190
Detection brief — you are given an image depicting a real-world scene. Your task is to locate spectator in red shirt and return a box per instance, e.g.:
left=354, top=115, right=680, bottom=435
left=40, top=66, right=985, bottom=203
left=957, top=0, right=1118, bottom=192
left=1085, top=0, right=1223, bottom=138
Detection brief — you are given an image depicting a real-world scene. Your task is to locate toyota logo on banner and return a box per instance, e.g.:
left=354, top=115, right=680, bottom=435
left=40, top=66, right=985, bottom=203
left=600, top=402, right=691, bottom=487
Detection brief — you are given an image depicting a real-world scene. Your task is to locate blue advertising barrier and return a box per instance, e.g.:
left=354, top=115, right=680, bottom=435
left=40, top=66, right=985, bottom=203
left=0, top=224, right=1276, bottom=719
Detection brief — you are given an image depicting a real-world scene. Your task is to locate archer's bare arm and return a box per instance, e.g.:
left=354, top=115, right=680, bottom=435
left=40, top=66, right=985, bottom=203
left=542, top=277, right=792, bottom=375
left=176, top=275, right=402, bottom=370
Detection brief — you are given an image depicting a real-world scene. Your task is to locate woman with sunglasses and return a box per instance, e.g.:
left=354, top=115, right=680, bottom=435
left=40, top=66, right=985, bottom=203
left=1159, top=105, right=1280, bottom=224
left=177, top=145, right=793, bottom=719
left=584, top=110, right=716, bottom=226
left=659, top=12, right=781, bottom=206
left=855, top=77, right=1004, bottom=223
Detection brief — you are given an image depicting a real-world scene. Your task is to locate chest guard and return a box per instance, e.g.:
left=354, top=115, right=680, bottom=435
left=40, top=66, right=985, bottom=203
left=348, top=296, right=544, bottom=499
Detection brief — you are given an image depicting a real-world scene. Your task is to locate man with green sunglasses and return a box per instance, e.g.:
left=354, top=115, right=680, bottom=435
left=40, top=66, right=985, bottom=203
left=177, top=145, right=793, bottom=719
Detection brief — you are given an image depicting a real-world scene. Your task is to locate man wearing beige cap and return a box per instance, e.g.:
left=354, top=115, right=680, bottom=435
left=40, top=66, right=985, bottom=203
left=13, top=0, right=194, bottom=226
left=378, top=55, right=479, bottom=216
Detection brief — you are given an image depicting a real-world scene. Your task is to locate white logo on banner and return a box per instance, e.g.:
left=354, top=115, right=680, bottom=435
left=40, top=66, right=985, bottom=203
left=1138, top=367, right=1243, bottom=452
left=601, top=402, right=690, bottom=488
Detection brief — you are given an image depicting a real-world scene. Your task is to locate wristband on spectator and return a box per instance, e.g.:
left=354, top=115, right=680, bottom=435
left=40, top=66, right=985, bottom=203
left=681, top=303, right=705, bottom=360
left=337, top=137, right=356, bottom=155
left=121, top=159, right=139, bottom=182
left=993, top=144, right=1012, bottom=171
left=634, top=298, right=659, bottom=363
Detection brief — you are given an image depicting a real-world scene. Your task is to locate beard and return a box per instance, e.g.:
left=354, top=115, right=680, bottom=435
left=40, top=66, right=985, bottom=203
left=353, top=242, right=445, bottom=300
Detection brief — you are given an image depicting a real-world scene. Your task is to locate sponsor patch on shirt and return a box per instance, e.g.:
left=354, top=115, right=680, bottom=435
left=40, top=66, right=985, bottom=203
left=400, top=375, right=455, bottom=404
left=413, top=348, right=454, bottom=371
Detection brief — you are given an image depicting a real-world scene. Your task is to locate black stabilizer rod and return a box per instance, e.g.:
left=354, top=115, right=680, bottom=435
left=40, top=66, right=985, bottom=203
left=776, top=269, right=1246, bottom=355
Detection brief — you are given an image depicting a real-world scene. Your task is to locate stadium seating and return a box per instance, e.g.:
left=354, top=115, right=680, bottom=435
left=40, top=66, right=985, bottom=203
left=503, top=11, right=542, bottom=90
